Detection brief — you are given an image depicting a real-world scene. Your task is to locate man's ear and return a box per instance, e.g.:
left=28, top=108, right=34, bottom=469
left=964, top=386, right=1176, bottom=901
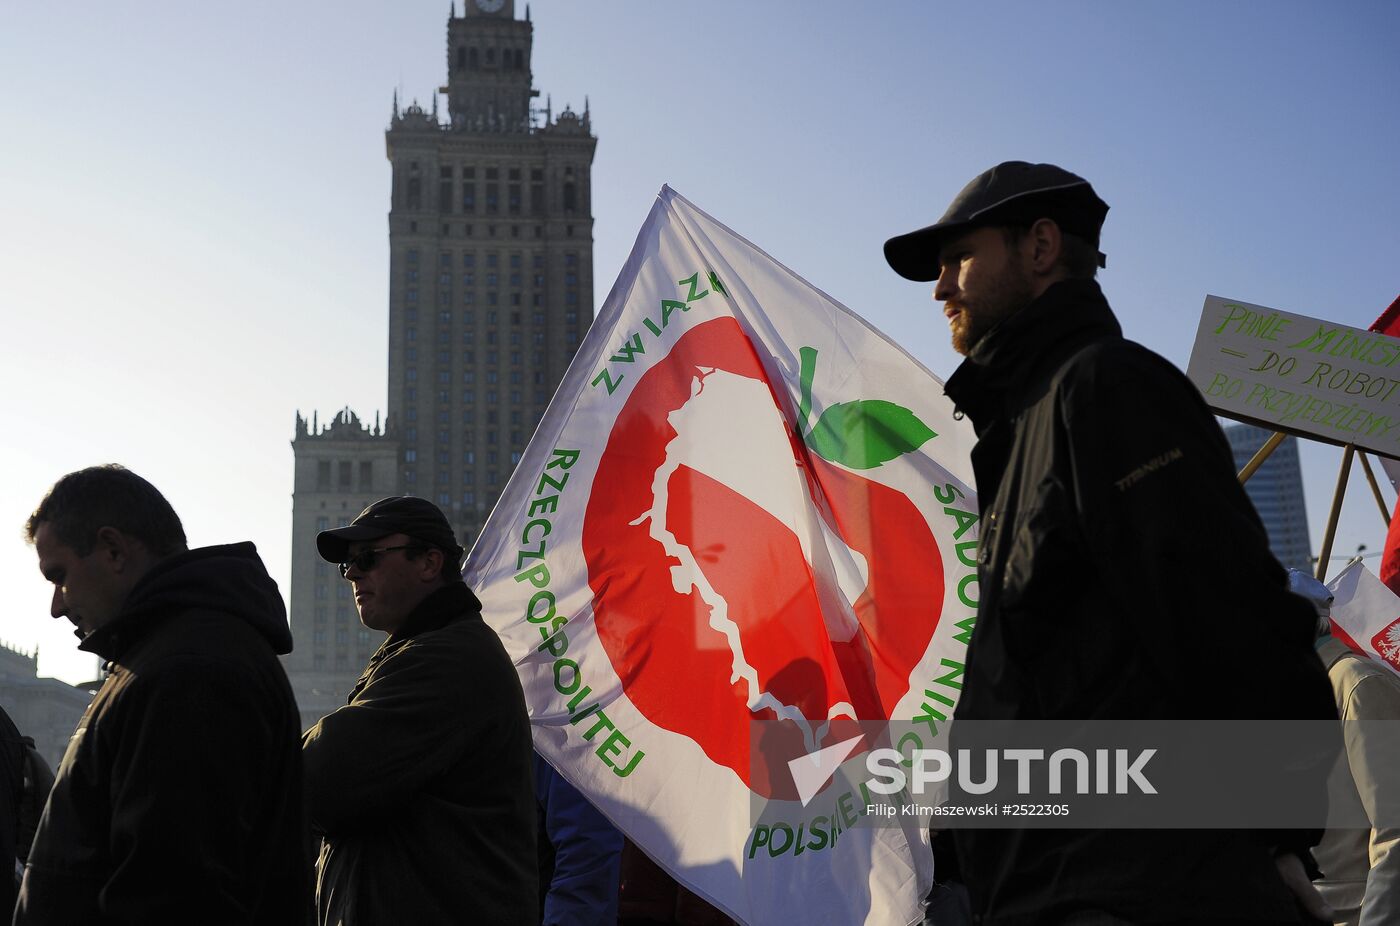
left=1024, top=218, right=1064, bottom=277
left=93, top=526, right=133, bottom=574
left=419, top=547, right=446, bottom=582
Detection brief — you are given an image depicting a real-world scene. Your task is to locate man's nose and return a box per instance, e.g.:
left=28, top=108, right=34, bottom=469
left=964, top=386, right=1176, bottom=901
left=50, top=586, right=67, bottom=620
left=933, top=264, right=955, bottom=303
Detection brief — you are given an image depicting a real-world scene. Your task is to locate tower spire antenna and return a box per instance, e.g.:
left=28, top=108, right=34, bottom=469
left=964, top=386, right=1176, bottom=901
left=392, top=87, right=400, bottom=119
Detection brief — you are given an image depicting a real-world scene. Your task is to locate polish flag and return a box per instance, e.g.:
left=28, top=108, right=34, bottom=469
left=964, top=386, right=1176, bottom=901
left=1367, top=295, right=1400, bottom=596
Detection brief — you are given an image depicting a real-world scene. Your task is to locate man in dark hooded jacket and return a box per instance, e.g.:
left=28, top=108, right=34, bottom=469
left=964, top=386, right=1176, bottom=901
left=885, top=163, right=1338, bottom=925
left=17, top=464, right=308, bottom=925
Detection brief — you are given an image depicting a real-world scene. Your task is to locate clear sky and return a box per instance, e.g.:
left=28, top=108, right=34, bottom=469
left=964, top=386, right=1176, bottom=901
left=2, top=1, right=1397, bottom=685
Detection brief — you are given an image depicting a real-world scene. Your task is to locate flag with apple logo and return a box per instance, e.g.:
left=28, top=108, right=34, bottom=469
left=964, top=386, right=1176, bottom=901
left=465, top=186, right=979, bottom=925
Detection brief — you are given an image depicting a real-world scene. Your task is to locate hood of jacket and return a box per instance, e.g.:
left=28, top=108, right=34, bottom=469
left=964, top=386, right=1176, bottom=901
left=79, top=542, right=291, bottom=661
left=944, top=278, right=1121, bottom=434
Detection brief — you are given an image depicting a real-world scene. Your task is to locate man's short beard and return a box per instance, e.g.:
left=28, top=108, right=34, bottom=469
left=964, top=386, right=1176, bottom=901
left=951, top=254, right=1037, bottom=356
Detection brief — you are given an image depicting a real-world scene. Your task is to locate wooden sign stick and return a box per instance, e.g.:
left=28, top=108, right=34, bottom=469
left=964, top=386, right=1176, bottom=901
left=1316, top=445, right=1356, bottom=581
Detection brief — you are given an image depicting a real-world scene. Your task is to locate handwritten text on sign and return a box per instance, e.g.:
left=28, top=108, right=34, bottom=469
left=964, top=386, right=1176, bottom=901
left=1186, top=295, right=1400, bottom=458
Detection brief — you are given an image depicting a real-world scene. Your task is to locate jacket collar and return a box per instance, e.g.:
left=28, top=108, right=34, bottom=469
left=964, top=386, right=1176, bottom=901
left=387, top=581, right=483, bottom=645
left=944, top=278, right=1121, bottom=434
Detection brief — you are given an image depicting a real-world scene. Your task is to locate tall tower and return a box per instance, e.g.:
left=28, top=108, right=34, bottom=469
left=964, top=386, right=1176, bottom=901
left=286, top=2, right=595, bottom=723
left=386, top=0, right=595, bottom=554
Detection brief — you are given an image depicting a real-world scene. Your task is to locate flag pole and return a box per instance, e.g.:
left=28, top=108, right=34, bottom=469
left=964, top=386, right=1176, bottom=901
left=1315, top=445, right=1356, bottom=581
left=1355, top=451, right=1392, bottom=527
left=1238, top=431, right=1286, bottom=484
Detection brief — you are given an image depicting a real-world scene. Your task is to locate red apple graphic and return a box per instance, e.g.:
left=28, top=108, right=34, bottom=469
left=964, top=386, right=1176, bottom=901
left=582, top=316, right=945, bottom=799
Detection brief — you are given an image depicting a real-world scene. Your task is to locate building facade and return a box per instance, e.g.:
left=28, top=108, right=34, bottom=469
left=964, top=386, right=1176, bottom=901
left=287, top=0, right=595, bottom=724
left=286, top=409, right=400, bottom=724
left=0, top=642, right=97, bottom=768
left=1226, top=422, right=1313, bottom=572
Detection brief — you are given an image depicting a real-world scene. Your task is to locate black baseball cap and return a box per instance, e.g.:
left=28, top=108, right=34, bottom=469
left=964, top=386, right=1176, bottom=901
left=883, top=161, right=1109, bottom=282
left=316, top=495, right=465, bottom=568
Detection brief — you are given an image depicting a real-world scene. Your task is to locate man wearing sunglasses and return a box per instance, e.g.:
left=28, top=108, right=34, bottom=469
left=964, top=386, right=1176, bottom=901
left=302, top=495, right=537, bottom=925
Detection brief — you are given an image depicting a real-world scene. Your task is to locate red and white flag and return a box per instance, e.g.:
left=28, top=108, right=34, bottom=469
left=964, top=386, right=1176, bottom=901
left=464, top=187, right=979, bottom=924
left=1367, top=295, right=1400, bottom=596
left=1326, top=561, right=1400, bottom=678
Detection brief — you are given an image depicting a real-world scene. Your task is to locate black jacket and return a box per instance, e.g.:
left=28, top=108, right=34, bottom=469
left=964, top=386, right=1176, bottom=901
left=1, top=706, right=23, bottom=918
left=14, top=543, right=309, bottom=926
left=302, top=582, right=538, bottom=925
left=943, top=280, right=1336, bottom=924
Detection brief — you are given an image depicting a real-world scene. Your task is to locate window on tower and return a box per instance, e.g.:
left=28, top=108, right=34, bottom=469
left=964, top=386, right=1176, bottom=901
left=438, top=168, right=454, bottom=213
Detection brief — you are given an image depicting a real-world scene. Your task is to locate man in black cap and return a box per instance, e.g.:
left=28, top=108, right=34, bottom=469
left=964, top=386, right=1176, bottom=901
left=886, top=163, right=1337, bottom=924
left=302, top=496, right=538, bottom=925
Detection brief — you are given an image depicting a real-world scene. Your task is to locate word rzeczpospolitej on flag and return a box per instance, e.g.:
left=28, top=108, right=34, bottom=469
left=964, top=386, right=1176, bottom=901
left=1328, top=561, right=1400, bottom=678
left=464, top=187, right=978, bottom=925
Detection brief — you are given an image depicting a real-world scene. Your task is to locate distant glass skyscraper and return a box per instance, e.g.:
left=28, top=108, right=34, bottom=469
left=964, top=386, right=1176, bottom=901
left=1225, top=423, right=1313, bottom=572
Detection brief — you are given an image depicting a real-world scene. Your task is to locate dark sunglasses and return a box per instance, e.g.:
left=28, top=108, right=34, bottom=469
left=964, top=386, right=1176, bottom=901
left=338, top=544, right=423, bottom=578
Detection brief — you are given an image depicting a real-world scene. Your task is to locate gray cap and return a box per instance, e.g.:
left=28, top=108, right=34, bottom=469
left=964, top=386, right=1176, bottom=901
left=884, top=161, right=1109, bottom=282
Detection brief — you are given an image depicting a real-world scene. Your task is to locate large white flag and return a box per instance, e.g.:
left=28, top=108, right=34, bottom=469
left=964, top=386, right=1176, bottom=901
left=1327, top=561, right=1400, bottom=678
left=465, top=187, right=978, bottom=925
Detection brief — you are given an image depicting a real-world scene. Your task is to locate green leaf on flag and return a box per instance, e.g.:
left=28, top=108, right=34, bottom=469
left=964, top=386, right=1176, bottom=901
left=807, top=400, right=936, bottom=469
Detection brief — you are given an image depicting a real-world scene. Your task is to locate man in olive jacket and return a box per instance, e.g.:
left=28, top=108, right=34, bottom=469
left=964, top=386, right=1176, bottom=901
left=303, top=496, right=537, bottom=925
left=885, top=162, right=1338, bottom=925
left=18, top=465, right=308, bottom=925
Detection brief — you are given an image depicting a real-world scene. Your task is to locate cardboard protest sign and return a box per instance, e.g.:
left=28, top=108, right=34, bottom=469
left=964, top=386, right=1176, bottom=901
left=1186, top=295, right=1400, bottom=459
